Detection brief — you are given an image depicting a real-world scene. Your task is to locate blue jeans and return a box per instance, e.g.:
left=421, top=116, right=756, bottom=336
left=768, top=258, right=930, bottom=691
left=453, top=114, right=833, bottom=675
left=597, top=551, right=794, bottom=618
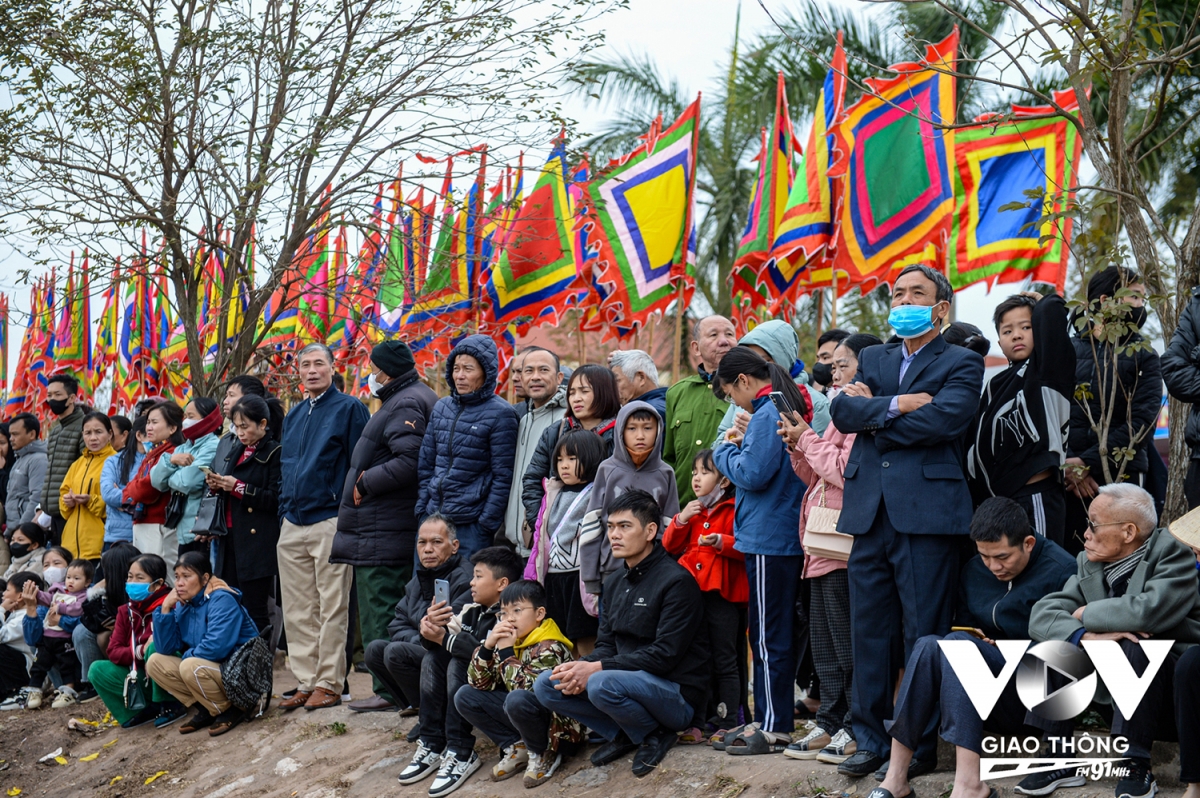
left=533, top=669, right=693, bottom=744
left=454, top=522, right=491, bottom=560
left=72, top=625, right=103, bottom=687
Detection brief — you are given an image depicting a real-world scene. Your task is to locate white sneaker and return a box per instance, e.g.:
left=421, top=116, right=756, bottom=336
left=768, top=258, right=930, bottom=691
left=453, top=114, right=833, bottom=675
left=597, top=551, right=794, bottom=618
left=51, top=686, right=78, bottom=709
left=24, top=687, right=43, bottom=710
left=397, top=742, right=444, bottom=785
left=428, top=751, right=481, bottom=797
left=0, top=688, right=32, bottom=711
left=815, top=728, right=858, bottom=764
left=784, top=725, right=830, bottom=760
left=523, top=750, right=562, bottom=788
left=491, top=742, right=528, bottom=781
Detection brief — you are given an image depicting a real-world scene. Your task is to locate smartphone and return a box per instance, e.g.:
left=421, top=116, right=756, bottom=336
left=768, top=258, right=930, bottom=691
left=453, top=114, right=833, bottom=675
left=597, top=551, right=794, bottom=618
left=434, top=578, right=450, bottom=606
left=950, top=626, right=987, bottom=639
left=769, top=391, right=799, bottom=423
left=198, top=466, right=214, bottom=476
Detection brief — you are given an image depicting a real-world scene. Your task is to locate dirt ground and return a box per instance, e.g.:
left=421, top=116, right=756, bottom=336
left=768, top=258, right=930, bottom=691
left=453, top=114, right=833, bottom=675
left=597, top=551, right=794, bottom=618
left=0, top=665, right=1186, bottom=798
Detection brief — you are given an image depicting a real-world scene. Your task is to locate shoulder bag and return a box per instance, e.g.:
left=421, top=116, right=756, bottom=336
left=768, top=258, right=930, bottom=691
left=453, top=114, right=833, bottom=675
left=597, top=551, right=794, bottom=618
left=803, top=480, right=853, bottom=562
left=122, top=606, right=147, bottom=712
left=220, top=610, right=274, bottom=716
left=191, top=491, right=228, bottom=537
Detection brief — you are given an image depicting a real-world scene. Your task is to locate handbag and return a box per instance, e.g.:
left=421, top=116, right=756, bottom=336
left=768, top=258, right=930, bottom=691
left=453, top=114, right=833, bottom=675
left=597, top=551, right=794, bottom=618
left=122, top=607, right=147, bottom=712
left=191, top=492, right=228, bottom=537
left=803, top=480, right=853, bottom=562
left=164, top=490, right=188, bottom=529
left=221, top=614, right=274, bottom=715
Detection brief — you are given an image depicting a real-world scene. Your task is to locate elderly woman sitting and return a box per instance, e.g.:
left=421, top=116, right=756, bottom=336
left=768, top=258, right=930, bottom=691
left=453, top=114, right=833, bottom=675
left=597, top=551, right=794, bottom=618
left=146, top=551, right=258, bottom=736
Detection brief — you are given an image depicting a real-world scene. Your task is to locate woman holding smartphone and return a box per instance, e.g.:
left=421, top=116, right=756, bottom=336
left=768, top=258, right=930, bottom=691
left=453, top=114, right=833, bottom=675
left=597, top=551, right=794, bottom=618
left=202, top=395, right=283, bottom=634
left=711, top=346, right=810, bottom=756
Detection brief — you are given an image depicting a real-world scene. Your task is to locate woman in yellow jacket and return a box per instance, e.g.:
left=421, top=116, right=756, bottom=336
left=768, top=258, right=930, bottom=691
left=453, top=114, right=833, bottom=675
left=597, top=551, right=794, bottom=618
left=60, top=412, right=118, bottom=562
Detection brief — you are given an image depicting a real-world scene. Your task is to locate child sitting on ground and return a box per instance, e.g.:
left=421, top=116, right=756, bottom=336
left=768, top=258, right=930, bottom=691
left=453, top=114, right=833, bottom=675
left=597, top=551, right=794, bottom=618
left=456, top=579, right=584, bottom=789
left=524, top=429, right=606, bottom=653
left=663, top=449, right=747, bottom=744
left=0, top=573, right=41, bottom=703
left=21, top=554, right=91, bottom=709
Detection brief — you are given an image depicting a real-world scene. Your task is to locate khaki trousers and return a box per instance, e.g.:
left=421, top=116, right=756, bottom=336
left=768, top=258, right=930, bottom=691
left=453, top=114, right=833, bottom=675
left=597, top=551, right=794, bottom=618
left=278, top=517, right=352, bottom=693
left=146, top=653, right=231, bottom=714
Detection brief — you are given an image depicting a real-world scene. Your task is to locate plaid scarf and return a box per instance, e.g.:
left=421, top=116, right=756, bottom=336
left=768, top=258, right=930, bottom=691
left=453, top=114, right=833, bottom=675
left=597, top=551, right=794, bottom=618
left=1103, top=538, right=1151, bottom=598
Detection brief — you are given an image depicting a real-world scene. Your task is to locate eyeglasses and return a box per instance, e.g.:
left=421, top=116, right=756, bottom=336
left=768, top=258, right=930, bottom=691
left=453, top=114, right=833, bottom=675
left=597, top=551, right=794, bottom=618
left=497, top=606, right=533, bottom=621
left=1086, top=519, right=1135, bottom=532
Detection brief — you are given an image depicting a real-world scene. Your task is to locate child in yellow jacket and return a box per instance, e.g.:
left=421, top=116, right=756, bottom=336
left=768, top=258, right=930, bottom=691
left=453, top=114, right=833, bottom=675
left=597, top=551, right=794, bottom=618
left=456, top=580, right=583, bottom=789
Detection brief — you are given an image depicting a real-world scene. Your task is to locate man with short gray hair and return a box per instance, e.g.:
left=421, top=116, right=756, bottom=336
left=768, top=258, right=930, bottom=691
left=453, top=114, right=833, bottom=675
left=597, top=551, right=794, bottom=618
left=1029, top=482, right=1200, bottom=798
left=503, top=347, right=566, bottom=552
left=610, top=349, right=666, bottom=421
left=278, top=342, right=370, bottom=711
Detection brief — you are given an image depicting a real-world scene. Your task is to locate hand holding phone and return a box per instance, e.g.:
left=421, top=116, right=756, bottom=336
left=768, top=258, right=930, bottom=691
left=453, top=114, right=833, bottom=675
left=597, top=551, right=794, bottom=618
left=434, top=578, right=450, bottom=606
left=769, top=391, right=802, bottom=425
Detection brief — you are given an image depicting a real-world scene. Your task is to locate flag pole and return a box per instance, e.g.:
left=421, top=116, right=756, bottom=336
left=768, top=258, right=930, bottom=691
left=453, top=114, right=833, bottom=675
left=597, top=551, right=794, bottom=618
left=831, top=270, right=839, bottom=327
left=672, top=277, right=686, bottom=382
left=815, top=290, right=824, bottom=338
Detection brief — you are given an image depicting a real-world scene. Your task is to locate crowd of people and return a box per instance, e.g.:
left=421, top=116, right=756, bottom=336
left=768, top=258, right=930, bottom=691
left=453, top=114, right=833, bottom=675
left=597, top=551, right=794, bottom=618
left=4, top=263, right=1200, bottom=798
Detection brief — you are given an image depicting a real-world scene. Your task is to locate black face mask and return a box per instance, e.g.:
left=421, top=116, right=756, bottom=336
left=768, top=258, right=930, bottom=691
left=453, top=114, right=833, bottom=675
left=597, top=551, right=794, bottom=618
left=47, top=399, right=69, bottom=416
left=1130, top=306, right=1148, bottom=329
left=812, top=362, right=834, bottom=387
left=8, top=542, right=29, bottom=559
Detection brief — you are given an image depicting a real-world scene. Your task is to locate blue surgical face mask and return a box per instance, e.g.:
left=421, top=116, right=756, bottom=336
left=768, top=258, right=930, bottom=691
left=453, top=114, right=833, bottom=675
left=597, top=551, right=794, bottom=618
left=125, top=581, right=157, bottom=602
left=888, top=304, right=941, bottom=339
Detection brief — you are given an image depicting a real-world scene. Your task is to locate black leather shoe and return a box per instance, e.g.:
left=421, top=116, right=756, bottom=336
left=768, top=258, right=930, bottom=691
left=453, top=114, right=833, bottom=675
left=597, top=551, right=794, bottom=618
left=590, top=731, right=638, bottom=767
left=839, top=750, right=886, bottom=778
left=632, top=728, right=678, bottom=777
left=874, top=758, right=938, bottom=781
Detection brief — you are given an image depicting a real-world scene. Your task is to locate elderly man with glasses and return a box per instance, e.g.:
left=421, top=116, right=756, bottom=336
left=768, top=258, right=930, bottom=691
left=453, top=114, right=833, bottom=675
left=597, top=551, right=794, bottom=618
left=1029, top=483, right=1200, bottom=798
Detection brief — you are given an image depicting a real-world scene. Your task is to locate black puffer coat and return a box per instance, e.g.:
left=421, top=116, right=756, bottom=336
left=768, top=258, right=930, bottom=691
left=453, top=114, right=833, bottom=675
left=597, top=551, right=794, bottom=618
left=416, top=335, right=519, bottom=535
left=1068, top=327, right=1162, bottom=479
left=1161, top=287, right=1200, bottom=456
left=332, top=371, right=437, bottom=567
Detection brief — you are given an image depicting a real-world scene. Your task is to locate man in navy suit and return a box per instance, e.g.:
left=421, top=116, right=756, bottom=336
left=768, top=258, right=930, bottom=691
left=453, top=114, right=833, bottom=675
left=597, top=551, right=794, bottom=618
left=829, top=265, right=985, bottom=779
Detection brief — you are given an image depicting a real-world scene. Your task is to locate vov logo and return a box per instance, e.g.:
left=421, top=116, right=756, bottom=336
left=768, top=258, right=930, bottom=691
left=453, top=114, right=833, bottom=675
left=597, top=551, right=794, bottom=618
left=939, top=639, right=1175, bottom=781
left=938, top=639, right=1174, bottom=721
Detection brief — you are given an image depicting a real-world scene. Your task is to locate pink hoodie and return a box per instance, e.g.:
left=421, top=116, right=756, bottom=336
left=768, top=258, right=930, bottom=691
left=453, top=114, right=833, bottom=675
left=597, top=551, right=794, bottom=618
left=789, top=422, right=856, bottom=579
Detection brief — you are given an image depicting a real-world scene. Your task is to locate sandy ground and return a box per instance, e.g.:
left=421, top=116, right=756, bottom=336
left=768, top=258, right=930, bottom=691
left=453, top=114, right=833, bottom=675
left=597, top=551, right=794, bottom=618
left=0, top=665, right=1186, bottom=798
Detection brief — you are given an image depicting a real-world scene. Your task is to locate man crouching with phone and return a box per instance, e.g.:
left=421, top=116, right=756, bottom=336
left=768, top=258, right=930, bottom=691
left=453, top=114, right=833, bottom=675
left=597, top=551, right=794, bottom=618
left=868, top=497, right=1076, bottom=798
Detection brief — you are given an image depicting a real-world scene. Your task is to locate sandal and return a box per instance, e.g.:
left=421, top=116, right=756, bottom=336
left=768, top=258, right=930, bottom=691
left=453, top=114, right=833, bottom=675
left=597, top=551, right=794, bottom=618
left=725, top=725, right=789, bottom=755
left=677, top=727, right=706, bottom=745
left=711, top=723, right=749, bottom=751
left=208, top=707, right=246, bottom=737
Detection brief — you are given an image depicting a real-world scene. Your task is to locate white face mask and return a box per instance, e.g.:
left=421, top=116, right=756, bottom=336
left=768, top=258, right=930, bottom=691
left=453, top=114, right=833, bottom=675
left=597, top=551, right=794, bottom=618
left=181, top=418, right=199, bottom=430
left=44, top=566, right=67, bottom=586
left=368, top=372, right=383, bottom=397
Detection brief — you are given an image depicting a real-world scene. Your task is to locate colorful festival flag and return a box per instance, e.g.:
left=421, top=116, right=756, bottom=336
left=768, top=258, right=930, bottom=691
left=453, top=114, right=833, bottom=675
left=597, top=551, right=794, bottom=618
left=831, top=29, right=959, bottom=289
left=54, top=251, right=93, bottom=394
left=945, top=88, right=1083, bottom=293
left=91, top=264, right=121, bottom=396
left=581, top=97, right=701, bottom=336
left=767, top=34, right=848, bottom=290
left=483, top=139, right=584, bottom=335
left=732, top=73, right=797, bottom=332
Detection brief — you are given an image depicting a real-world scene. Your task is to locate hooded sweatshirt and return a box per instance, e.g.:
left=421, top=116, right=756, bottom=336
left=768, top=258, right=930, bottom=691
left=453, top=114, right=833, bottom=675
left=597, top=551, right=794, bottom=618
left=579, top=401, right=680, bottom=594
left=416, top=334, right=520, bottom=534
left=712, top=320, right=830, bottom=443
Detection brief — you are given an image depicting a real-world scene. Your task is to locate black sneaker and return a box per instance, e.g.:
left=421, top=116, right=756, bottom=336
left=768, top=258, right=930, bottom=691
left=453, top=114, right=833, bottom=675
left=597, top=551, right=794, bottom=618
left=1014, top=767, right=1087, bottom=796
left=632, top=728, right=677, bottom=778
left=75, top=685, right=100, bottom=703
left=406, top=723, right=421, bottom=743
left=875, top=757, right=938, bottom=781
left=590, top=731, right=638, bottom=767
left=154, top=702, right=188, bottom=729
left=1114, top=759, right=1157, bottom=798
left=838, top=749, right=886, bottom=778
left=120, top=705, right=160, bottom=728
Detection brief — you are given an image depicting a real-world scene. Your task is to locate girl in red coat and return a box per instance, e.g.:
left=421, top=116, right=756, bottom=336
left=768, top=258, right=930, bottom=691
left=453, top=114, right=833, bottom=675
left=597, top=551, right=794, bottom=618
left=663, top=448, right=748, bottom=743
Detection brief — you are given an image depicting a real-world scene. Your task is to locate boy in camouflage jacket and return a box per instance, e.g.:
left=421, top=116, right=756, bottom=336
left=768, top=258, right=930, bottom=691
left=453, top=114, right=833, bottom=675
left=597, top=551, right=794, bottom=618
left=456, top=580, right=584, bottom=788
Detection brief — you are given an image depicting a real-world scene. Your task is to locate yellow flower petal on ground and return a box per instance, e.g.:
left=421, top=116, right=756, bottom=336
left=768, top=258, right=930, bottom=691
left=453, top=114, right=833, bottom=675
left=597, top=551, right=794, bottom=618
left=79, top=754, right=98, bottom=762
left=144, top=771, right=167, bottom=785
